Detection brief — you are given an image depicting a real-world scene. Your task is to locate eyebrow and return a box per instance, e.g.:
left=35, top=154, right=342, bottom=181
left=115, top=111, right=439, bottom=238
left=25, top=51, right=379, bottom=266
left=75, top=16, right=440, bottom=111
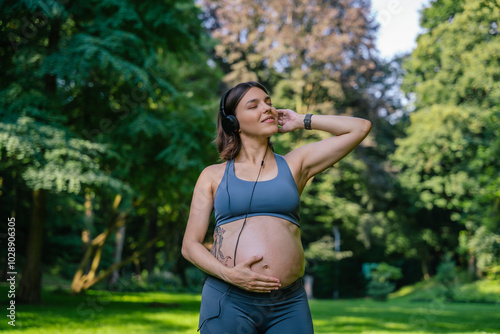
left=245, top=96, right=271, bottom=105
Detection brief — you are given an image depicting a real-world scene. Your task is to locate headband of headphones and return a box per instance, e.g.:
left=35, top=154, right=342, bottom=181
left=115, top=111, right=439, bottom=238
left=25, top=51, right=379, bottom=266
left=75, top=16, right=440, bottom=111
left=219, top=88, right=231, bottom=118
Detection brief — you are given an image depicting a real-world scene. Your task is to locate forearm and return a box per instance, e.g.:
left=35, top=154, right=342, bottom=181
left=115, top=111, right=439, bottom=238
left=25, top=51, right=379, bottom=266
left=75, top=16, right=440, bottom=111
left=181, top=240, right=229, bottom=281
left=295, top=113, right=371, bottom=136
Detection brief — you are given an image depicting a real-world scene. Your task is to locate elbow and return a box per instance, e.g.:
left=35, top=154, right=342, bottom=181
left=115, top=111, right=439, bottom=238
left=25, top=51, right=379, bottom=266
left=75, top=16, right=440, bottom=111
left=352, top=119, right=371, bottom=144
left=363, top=119, right=372, bottom=134
left=181, top=240, right=190, bottom=262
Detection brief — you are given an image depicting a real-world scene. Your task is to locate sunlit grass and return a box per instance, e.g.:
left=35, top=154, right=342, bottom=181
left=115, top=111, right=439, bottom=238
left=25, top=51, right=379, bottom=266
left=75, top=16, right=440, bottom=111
left=389, top=278, right=500, bottom=304
left=1, top=284, right=499, bottom=333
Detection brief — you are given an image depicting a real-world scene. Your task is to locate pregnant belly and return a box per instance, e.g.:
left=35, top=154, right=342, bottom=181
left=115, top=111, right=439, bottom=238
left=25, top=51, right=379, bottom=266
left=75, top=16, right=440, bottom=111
left=211, top=216, right=305, bottom=288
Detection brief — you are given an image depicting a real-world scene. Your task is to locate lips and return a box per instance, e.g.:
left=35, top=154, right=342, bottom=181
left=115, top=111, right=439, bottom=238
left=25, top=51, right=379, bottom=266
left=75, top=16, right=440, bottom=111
left=261, top=116, right=275, bottom=123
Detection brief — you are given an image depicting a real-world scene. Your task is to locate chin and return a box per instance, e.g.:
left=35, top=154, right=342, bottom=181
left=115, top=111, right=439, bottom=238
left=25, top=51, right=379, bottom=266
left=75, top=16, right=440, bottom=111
left=267, top=126, right=279, bottom=136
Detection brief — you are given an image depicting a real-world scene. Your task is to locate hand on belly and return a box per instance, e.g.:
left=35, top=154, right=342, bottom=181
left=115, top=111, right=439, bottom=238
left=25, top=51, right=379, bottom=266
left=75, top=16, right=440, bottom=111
left=218, top=217, right=305, bottom=287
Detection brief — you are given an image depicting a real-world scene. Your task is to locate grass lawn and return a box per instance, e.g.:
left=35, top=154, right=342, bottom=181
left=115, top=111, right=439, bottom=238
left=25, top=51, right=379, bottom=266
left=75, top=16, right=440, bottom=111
left=1, top=284, right=499, bottom=334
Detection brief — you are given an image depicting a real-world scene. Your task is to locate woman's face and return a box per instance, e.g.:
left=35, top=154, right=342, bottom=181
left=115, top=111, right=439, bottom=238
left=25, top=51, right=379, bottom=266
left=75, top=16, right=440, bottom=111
left=234, top=87, right=278, bottom=138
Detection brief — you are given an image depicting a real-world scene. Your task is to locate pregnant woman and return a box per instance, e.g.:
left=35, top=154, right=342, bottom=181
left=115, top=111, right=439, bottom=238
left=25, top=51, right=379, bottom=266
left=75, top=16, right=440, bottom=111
left=182, top=81, right=371, bottom=333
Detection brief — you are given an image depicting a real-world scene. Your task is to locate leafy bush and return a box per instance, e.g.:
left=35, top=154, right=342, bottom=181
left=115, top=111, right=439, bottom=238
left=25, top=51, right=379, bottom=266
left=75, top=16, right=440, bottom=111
left=366, top=262, right=402, bottom=301
left=367, top=280, right=396, bottom=301
left=111, top=270, right=183, bottom=292
left=436, top=253, right=457, bottom=300
left=147, top=270, right=183, bottom=292
left=185, top=267, right=206, bottom=292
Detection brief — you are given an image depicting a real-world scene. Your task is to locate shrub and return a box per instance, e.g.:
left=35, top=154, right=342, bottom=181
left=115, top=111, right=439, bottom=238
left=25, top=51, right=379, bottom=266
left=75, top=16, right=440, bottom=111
left=110, top=270, right=183, bottom=292
left=366, top=262, right=402, bottom=301
left=367, top=280, right=396, bottom=301
left=185, top=267, right=206, bottom=292
left=436, top=253, right=457, bottom=300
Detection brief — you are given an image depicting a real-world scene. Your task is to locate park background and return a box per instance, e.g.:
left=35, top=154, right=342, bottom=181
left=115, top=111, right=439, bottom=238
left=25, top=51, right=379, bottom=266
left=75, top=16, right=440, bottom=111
left=0, top=0, right=499, bottom=333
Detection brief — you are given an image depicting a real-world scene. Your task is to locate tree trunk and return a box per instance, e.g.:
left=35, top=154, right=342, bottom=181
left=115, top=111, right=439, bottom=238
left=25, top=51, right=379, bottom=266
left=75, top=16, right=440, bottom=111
left=146, top=207, right=158, bottom=272
left=71, top=194, right=125, bottom=294
left=70, top=212, right=126, bottom=294
left=82, top=188, right=93, bottom=274
left=108, top=224, right=126, bottom=287
left=18, top=189, right=47, bottom=303
left=304, top=275, right=314, bottom=300
left=468, top=253, right=477, bottom=279
left=421, top=259, right=430, bottom=280
left=78, top=235, right=161, bottom=291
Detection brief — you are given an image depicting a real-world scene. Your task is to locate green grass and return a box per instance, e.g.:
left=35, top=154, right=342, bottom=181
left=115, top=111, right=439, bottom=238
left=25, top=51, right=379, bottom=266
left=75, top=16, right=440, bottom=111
left=1, top=284, right=499, bottom=334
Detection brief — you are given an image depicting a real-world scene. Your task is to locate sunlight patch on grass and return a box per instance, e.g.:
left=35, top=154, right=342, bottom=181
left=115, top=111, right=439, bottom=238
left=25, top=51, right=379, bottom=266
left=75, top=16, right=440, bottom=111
left=85, top=290, right=201, bottom=304
left=389, top=279, right=439, bottom=299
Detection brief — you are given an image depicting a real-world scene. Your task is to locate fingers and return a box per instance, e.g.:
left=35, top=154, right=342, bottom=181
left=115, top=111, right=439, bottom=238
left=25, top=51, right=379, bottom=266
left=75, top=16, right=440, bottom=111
left=253, top=272, right=281, bottom=284
left=241, top=254, right=264, bottom=267
left=244, top=275, right=281, bottom=292
left=232, top=255, right=282, bottom=292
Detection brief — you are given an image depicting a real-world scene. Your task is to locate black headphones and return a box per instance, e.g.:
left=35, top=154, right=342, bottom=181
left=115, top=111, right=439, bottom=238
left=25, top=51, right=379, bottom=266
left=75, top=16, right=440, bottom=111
left=219, top=89, right=240, bottom=135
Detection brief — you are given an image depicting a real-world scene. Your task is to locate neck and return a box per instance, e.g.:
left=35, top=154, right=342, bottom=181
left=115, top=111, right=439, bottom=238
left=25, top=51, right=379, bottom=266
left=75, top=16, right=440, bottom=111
left=236, top=138, right=270, bottom=165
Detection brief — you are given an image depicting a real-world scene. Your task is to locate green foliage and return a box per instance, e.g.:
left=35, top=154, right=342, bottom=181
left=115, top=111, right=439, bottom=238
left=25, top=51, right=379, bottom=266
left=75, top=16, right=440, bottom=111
left=305, top=235, right=353, bottom=262
left=420, top=0, right=466, bottom=30
left=371, top=263, right=403, bottom=282
left=403, top=0, right=500, bottom=109
left=0, top=0, right=222, bottom=296
left=460, top=226, right=500, bottom=273
left=395, top=0, right=500, bottom=276
left=366, top=263, right=403, bottom=301
left=366, top=280, right=396, bottom=301
left=391, top=275, right=500, bottom=304
left=436, top=253, right=457, bottom=299
left=112, top=270, right=183, bottom=292
left=4, top=0, right=499, bottom=299
left=392, top=104, right=489, bottom=213
left=184, top=267, right=206, bottom=292
left=0, top=116, right=128, bottom=194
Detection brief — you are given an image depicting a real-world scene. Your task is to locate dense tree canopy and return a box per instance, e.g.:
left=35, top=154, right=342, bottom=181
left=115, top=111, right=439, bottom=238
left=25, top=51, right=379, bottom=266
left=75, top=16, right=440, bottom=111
left=0, top=0, right=220, bottom=301
left=396, top=0, right=500, bottom=276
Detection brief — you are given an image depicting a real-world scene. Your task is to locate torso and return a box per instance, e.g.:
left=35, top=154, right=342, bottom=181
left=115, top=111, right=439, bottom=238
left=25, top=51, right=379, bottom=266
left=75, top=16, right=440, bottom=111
left=208, top=153, right=306, bottom=288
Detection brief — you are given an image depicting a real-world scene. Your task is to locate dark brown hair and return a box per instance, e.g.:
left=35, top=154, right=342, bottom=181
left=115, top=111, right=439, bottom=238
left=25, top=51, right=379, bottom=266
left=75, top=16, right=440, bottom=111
left=215, top=81, right=274, bottom=161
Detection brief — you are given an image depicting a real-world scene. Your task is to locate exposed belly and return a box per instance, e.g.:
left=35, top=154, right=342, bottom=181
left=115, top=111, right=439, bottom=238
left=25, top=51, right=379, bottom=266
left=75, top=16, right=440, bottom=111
left=211, top=216, right=305, bottom=288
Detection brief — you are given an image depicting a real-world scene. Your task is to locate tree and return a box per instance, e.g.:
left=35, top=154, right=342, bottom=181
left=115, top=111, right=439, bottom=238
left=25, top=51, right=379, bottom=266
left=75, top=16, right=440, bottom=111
left=394, top=0, right=500, bottom=276
left=0, top=0, right=220, bottom=301
left=200, top=0, right=379, bottom=117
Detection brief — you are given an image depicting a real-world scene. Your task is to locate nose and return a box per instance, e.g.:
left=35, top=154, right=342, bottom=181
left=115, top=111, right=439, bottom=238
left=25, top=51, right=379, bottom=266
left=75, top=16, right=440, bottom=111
left=261, top=102, right=273, bottom=113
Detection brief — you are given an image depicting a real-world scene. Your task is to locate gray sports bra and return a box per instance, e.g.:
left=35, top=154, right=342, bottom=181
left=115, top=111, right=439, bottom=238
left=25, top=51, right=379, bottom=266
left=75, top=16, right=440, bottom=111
left=213, top=153, right=300, bottom=227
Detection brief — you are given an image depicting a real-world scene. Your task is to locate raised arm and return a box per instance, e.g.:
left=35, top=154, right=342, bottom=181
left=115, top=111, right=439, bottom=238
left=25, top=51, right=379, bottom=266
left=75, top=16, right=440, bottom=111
left=279, top=109, right=371, bottom=190
left=181, top=165, right=282, bottom=292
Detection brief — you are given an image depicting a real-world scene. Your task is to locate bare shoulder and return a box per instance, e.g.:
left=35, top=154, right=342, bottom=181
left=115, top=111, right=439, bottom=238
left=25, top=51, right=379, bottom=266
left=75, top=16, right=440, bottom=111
left=283, top=149, right=303, bottom=174
left=201, top=162, right=227, bottom=181
left=282, top=149, right=308, bottom=193
left=199, top=162, right=228, bottom=197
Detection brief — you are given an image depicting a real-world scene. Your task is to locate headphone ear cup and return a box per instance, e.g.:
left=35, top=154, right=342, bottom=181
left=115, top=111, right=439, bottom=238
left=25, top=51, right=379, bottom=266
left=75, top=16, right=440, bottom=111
left=222, top=114, right=239, bottom=134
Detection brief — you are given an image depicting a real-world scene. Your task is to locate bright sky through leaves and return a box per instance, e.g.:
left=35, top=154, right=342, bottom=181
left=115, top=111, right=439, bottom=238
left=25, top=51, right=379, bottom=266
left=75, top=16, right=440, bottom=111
left=371, top=0, right=432, bottom=59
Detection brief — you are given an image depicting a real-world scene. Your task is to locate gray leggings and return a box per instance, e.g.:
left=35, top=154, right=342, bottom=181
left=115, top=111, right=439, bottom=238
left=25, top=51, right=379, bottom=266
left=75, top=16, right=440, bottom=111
left=198, top=276, right=314, bottom=334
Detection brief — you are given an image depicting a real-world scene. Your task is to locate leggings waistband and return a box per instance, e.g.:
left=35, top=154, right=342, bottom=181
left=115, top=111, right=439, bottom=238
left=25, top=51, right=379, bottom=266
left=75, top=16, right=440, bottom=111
left=204, top=275, right=304, bottom=301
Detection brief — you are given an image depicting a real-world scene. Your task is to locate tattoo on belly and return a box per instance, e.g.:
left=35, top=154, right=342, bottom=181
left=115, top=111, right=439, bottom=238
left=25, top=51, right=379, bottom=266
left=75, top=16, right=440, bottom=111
left=210, top=226, right=232, bottom=266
